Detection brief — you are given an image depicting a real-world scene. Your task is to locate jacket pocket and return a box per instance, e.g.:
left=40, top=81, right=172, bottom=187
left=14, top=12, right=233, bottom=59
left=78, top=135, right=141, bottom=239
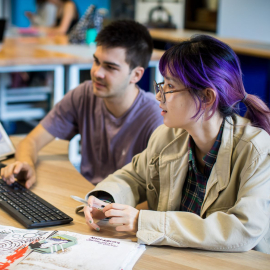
left=149, top=155, right=160, bottom=179
left=147, top=155, right=160, bottom=209
left=146, top=180, right=159, bottom=210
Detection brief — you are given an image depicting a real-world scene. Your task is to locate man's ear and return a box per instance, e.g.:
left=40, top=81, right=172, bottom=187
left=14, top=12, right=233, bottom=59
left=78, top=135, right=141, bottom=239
left=130, top=67, right=144, bottom=84
left=202, top=88, right=216, bottom=108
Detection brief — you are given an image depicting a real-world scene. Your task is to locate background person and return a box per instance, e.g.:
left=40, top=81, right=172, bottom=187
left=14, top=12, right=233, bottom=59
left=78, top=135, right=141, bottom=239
left=36, top=0, right=79, bottom=35
left=1, top=20, right=163, bottom=188
left=84, top=35, right=270, bottom=254
left=25, top=0, right=57, bottom=27
left=17, top=0, right=78, bottom=89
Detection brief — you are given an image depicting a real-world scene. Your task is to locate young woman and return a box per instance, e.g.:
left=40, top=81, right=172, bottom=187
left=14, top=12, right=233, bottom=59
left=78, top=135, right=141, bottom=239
left=36, top=0, right=78, bottom=34
left=25, top=0, right=57, bottom=27
left=84, top=35, right=270, bottom=253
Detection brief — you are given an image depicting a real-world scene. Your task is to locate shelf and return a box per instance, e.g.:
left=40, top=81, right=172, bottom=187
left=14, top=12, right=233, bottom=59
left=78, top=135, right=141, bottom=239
left=185, top=21, right=217, bottom=32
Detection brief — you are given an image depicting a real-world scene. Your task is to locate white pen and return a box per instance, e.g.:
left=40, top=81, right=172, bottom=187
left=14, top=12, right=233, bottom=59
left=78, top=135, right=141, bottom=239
left=71, top=195, right=89, bottom=206
left=70, top=195, right=108, bottom=211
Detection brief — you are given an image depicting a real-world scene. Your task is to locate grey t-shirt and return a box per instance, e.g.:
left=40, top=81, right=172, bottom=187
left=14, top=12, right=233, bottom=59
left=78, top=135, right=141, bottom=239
left=41, top=81, right=163, bottom=184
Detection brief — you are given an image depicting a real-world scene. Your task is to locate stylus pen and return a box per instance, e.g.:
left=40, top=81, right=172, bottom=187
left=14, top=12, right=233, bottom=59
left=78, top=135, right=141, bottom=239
left=70, top=195, right=109, bottom=211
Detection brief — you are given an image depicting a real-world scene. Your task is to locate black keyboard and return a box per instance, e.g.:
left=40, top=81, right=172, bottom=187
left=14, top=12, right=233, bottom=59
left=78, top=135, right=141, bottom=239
left=0, top=171, right=73, bottom=228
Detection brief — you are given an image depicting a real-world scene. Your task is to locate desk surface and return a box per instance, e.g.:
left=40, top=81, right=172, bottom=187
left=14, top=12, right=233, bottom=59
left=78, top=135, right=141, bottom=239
left=1, top=31, right=270, bottom=68
left=0, top=36, right=164, bottom=66
left=149, top=29, right=270, bottom=59
left=1, top=137, right=270, bottom=269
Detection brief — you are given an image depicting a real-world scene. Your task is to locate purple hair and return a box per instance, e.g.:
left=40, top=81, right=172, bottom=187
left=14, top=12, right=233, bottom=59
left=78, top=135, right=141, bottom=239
left=159, top=35, right=270, bottom=134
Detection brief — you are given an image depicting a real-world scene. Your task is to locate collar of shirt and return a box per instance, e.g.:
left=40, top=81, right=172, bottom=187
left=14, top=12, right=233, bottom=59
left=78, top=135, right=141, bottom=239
left=187, top=119, right=225, bottom=178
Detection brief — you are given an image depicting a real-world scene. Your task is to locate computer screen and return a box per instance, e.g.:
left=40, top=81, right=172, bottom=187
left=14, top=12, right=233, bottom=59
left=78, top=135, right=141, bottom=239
left=0, top=19, right=6, bottom=43
left=0, top=122, right=15, bottom=160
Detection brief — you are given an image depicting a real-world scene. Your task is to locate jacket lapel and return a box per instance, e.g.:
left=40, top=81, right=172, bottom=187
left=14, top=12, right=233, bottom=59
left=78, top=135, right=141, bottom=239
left=200, top=117, right=234, bottom=217
left=157, top=129, right=189, bottom=211
left=156, top=117, right=235, bottom=215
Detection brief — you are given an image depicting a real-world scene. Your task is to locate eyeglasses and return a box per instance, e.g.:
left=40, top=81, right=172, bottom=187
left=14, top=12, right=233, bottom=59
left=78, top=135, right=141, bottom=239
left=153, top=81, right=190, bottom=103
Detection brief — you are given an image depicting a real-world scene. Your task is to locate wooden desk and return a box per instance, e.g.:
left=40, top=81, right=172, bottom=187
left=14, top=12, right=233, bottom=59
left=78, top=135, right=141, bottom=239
left=1, top=137, right=270, bottom=269
left=0, top=36, right=77, bottom=66
left=149, top=29, right=270, bottom=59
left=0, top=35, right=164, bottom=88
left=0, top=36, right=164, bottom=66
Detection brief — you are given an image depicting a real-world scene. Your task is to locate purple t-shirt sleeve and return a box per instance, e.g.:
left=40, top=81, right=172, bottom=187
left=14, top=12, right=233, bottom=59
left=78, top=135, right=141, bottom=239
left=40, top=84, right=84, bottom=140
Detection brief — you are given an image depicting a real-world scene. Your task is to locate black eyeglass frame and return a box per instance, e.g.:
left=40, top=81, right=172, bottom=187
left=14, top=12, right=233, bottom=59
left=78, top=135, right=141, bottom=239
left=153, top=81, right=190, bottom=103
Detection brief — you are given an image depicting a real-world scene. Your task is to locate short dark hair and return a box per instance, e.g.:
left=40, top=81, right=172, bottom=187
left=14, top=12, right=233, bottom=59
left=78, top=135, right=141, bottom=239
left=96, top=20, right=153, bottom=70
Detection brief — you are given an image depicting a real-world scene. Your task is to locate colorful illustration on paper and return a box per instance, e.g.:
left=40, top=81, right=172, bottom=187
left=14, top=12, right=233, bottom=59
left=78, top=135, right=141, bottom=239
left=29, top=234, right=77, bottom=254
left=0, top=227, right=145, bottom=270
left=0, top=226, right=54, bottom=269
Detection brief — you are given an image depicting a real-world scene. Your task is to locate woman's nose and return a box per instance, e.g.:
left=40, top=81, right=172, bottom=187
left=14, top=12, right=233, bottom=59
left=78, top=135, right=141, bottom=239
left=156, top=91, right=161, bottom=102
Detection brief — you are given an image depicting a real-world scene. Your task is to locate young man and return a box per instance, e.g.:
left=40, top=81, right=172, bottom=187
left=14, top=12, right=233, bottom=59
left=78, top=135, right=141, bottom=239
left=1, top=20, right=163, bottom=188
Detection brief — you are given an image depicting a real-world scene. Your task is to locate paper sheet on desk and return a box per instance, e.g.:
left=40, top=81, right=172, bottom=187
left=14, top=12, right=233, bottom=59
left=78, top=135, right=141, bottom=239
left=1, top=227, right=145, bottom=270
left=0, top=225, right=54, bottom=270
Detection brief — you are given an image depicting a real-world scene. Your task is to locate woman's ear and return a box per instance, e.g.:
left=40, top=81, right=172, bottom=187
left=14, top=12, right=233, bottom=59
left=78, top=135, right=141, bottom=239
left=130, top=67, right=144, bottom=84
left=202, top=88, right=216, bottom=108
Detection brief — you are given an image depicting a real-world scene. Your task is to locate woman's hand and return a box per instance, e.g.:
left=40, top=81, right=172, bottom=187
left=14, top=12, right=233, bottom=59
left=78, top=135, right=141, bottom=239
left=25, top=11, right=34, bottom=20
left=103, top=203, right=139, bottom=233
left=84, top=196, right=108, bottom=231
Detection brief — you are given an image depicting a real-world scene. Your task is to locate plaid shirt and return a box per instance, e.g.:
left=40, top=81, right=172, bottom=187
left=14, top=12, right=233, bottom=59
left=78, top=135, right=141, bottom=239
left=180, top=120, right=224, bottom=215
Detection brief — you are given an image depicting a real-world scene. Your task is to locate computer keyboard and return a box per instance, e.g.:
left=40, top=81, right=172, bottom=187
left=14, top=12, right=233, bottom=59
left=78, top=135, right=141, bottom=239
left=0, top=174, right=73, bottom=228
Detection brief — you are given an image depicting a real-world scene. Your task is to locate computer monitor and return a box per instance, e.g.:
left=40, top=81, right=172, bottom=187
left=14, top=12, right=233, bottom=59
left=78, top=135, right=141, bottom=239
left=0, top=122, right=15, bottom=160
left=0, top=19, right=6, bottom=50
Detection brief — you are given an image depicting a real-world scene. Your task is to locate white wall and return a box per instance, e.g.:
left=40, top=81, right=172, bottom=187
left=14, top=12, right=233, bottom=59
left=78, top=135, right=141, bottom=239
left=218, top=0, right=270, bottom=43
left=135, top=0, right=185, bottom=29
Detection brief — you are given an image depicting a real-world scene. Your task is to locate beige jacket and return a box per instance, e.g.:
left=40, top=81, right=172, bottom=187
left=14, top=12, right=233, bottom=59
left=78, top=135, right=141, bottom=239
left=89, top=115, right=270, bottom=253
